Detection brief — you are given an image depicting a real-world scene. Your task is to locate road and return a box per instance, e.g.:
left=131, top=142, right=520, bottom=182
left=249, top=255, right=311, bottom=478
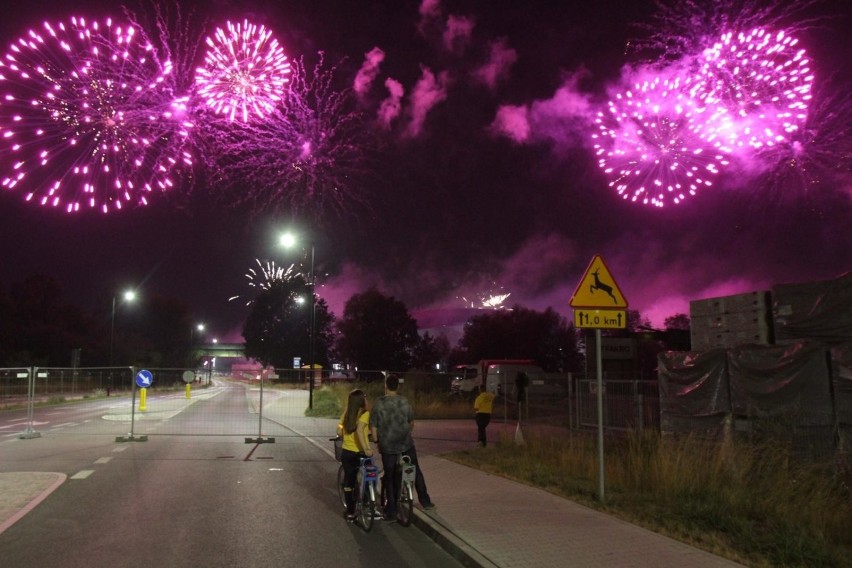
left=0, top=383, right=465, bottom=568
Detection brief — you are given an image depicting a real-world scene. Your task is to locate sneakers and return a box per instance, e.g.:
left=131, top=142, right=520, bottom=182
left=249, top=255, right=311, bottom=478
left=343, top=511, right=356, bottom=523
left=383, top=513, right=397, bottom=523
left=421, top=502, right=436, bottom=510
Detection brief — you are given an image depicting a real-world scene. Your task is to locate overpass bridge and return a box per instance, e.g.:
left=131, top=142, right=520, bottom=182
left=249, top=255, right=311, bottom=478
left=193, top=343, right=245, bottom=361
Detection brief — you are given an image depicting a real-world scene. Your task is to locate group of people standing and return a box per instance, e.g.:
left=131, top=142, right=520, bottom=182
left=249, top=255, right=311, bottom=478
left=337, top=370, right=529, bottom=523
left=337, top=373, right=435, bottom=524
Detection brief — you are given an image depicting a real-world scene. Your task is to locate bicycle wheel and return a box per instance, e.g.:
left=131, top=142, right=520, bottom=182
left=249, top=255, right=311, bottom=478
left=397, top=481, right=414, bottom=527
left=360, top=483, right=375, bottom=532
left=337, top=465, right=346, bottom=510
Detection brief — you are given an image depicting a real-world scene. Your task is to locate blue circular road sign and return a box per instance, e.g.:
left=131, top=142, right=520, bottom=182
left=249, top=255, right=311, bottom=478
left=135, top=369, right=154, bottom=388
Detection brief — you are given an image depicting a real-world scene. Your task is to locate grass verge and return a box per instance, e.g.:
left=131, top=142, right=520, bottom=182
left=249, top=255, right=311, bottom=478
left=304, top=382, right=475, bottom=419
left=445, top=429, right=852, bottom=568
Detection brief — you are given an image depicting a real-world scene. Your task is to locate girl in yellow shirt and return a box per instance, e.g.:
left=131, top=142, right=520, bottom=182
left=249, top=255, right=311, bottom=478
left=337, top=389, right=373, bottom=521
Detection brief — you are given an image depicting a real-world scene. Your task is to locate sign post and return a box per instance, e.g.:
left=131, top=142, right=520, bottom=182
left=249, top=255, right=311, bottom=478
left=116, top=367, right=148, bottom=443
left=135, top=369, right=153, bottom=412
left=570, top=255, right=629, bottom=503
left=182, top=370, right=194, bottom=399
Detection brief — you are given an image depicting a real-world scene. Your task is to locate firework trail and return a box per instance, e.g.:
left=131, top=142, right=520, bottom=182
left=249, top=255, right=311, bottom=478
left=229, top=259, right=300, bottom=305
left=0, top=16, right=194, bottom=213
left=592, top=74, right=732, bottom=207
left=737, top=83, right=852, bottom=200
left=201, top=53, right=377, bottom=224
left=194, top=19, right=290, bottom=123
left=126, top=1, right=207, bottom=106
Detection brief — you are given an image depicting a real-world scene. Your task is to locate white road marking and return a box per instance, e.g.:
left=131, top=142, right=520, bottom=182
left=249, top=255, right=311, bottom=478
left=94, top=457, right=112, bottom=464
left=112, top=446, right=128, bottom=453
left=71, top=470, right=94, bottom=480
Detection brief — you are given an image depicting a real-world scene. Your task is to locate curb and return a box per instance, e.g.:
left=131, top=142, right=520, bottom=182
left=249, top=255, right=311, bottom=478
left=411, top=508, right=499, bottom=568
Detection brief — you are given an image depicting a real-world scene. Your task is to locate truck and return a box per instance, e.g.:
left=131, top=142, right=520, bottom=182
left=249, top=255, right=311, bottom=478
left=450, top=359, right=544, bottom=395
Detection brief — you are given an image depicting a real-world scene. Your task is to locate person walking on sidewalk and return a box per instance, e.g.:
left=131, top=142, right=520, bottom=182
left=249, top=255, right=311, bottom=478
left=473, top=384, right=496, bottom=447
left=370, top=373, right=435, bottom=522
left=337, top=389, right=373, bottom=522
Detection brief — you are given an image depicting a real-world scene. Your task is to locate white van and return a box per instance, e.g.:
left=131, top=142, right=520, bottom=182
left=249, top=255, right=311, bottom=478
left=451, top=359, right=543, bottom=395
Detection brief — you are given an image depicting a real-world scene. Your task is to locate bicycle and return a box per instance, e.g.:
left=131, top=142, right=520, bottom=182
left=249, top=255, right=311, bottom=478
left=380, top=453, right=416, bottom=527
left=331, top=437, right=381, bottom=531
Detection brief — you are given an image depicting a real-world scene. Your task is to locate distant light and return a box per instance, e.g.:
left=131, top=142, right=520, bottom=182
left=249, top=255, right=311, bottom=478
left=279, top=232, right=297, bottom=248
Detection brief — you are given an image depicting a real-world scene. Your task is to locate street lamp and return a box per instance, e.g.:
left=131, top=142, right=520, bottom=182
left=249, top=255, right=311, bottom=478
left=110, top=290, right=137, bottom=366
left=280, top=231, right=316, bottom=410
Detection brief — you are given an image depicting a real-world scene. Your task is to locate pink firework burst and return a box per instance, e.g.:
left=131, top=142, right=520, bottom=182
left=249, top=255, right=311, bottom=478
left=199, top=53, right=376, bottom=224
left=695, top=28, right=813, bottom=151
left=592, top=74, right=732, bottom=207
left=0, top=16, right=193, bottom=213
left=632, top=0, right=822, bottom=63
left=194, top=20, right=290, bottom=123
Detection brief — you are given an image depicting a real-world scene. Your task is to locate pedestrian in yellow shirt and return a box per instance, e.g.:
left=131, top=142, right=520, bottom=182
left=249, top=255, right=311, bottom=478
left=473, top=384, right=496, bottom=447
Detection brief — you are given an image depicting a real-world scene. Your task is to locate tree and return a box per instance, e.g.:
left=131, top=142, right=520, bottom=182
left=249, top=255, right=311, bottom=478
left=411, top=332, right=451, bottom=371
left=452, top=305, right=581, bottom=372
left=1, top=275, right=93, bottom=366
left=664, top=313, right=691, bottom=330
left=663, top=313, right=692, bottom=351
left=335, top=288, right=419, bottom=371
left=242, top=276, right=334, bottom=368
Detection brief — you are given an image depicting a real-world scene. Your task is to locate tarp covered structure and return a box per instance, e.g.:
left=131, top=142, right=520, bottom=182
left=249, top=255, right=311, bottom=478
left=728, top=341, right=833, bottom=426
left=831, top=342, right=852, bottom=425
left=658, top=349, right=729, bottom=432
left=773, top=271, right=852, bottom=345
left=660, top=340, right=841, bottom=434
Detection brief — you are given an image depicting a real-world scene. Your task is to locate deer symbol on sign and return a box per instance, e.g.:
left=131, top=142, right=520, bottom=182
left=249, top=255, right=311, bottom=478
left=590, top=269, right=618, bottom=304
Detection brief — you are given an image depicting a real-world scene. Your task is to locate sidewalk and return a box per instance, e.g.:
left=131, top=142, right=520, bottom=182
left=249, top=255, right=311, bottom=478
left=407, top=420, right=745, bottom=568
left=410, top=456, right=744, bottom=568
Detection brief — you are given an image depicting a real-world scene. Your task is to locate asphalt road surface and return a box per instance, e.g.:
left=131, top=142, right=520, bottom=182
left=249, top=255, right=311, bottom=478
left=0, top=384, right=465, bottom=568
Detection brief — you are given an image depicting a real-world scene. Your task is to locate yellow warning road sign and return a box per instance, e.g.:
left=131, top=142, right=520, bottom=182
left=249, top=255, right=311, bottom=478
left=569, top=255, right=628, bottom=309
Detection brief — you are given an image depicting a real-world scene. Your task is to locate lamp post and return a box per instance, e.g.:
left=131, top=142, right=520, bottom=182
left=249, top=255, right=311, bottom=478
left=109, top=290, right=137, bottom=366
left=189, top=323, right=205, bottom=368
left=280, top=232, right=316, bottom=410
left=190, top=323, right=205, bottom=345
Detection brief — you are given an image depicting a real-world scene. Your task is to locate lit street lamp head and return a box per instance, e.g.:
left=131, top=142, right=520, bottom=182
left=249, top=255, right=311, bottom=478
left=279, top=232, right=297, bottom=248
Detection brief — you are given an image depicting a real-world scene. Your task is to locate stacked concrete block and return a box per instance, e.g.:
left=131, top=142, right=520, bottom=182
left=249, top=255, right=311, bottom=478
left=690, top=291, right=773, bottom=351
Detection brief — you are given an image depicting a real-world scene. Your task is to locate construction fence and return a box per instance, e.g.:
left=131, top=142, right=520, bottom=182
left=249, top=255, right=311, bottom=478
left=2, top=365, right=660, bottom=441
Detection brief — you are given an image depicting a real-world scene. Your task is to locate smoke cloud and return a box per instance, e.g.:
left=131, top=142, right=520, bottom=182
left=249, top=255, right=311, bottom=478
left=377, top=78, right=404, bottom=128
left=443, top=15, right=475, bottom=53
left=404, top=66, right=449, bottom=137
left=473, top=38, right=518, bottom=90
left=353, top=47, right=385, bottom=96
left=491, top=72, right=594, bottom=148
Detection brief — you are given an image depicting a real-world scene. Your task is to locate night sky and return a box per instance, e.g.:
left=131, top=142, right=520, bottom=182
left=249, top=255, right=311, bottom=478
left=0, top=0, right=850, bottom=343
